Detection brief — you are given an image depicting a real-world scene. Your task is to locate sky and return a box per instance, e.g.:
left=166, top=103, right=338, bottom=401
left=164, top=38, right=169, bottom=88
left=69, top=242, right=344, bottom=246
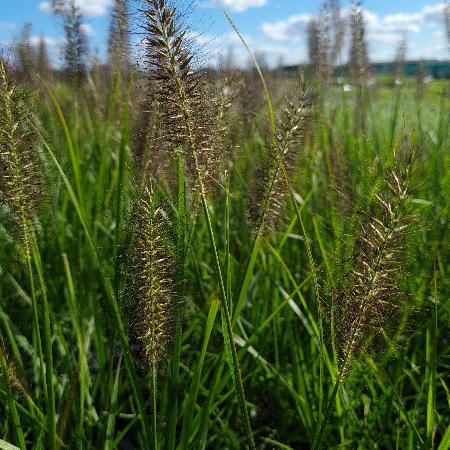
left=0, top=0, right=449, bottom=68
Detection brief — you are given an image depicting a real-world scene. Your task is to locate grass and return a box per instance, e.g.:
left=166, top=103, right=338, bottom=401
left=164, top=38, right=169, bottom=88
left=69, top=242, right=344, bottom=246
left=0, top=6, right=449, bottom=449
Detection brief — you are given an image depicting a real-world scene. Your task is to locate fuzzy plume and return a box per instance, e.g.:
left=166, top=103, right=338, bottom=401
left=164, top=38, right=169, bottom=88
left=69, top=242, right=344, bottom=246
left=15, top=23, right=35, bottom=80
left=332, top=153, right=416, bottom=379
left=348, top=1, right=369, bottom=86
left=394, top=38, right=407, bottom=84
left=142, top=0, right=223, bottom=190
left=329, top=0, right=345, bottom=64
left=108, top=0, right=131, bottom=70
left=125, top=183, right=175, bottom=369
left=53, top=0, right=88, bottom=84
left=0, top=335, right=27, bottom=399
left=249, top=90, right=312, bottom=231
left=0, top=62, right=43, bottom=256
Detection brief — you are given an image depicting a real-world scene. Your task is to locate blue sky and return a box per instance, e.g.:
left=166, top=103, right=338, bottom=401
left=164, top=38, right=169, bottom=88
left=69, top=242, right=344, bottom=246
left=0, top=1, right=448, bottom=67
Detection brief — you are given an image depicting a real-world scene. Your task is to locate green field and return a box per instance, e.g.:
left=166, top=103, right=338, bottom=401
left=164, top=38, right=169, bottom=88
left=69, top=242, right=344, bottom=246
left=0, top=2, right=449, bottom=449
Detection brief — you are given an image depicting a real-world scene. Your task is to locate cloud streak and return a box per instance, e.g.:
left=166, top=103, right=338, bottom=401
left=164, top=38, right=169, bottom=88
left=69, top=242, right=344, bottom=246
left=212, top=0, right=267, bottom=13
left=0, top=23, right=16, bottom=32
left=39, top=0, right=113, bottom=18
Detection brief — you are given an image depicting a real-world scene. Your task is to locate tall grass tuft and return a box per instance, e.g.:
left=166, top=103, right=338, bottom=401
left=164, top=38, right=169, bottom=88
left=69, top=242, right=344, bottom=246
left=142, top=1, right=255, bottom=447
left=313, top=146, right=419, bottom=449
left=0, top=61, right=56, bottom=450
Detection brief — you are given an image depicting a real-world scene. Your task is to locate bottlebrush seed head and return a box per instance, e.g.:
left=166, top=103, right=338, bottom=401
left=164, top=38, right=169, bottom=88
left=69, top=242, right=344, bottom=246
left=142, top=0, right=225, bottom=191
left=124, top=183, right=175, bottom=369
left=0, top=62, right=43, bottom=256
left=248, top=90, right=312, bottom=231
left=332, top=160, right=417, bottom=377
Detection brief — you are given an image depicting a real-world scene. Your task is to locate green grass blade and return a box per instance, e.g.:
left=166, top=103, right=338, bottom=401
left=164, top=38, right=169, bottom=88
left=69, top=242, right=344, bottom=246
left=179, top=298, right=220, bottom=449
left=426, top=266, right=438, bottom=449
left=104, top=355, right=122, bottom=450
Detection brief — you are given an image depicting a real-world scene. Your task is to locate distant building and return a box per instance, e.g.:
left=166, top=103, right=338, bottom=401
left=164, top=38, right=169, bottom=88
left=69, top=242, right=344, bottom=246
left=370, top=60, right=450, bottom=79
left=281, top=60, right=450, bottom=79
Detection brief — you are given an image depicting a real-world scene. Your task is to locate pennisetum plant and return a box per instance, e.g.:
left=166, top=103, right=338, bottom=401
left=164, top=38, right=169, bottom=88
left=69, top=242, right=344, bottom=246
left=108, top=0, right=131, bottom=72
left=312, top=146, right=418, bottom=449
left=348, top=0, right=369, bottom=134
left=249, top=91, right=312, bottom=232
left=125, top=182, right=175, bottom=449
left=0, top=62, right=56, bottom=450
left=141, top=0, right=255, bottom=447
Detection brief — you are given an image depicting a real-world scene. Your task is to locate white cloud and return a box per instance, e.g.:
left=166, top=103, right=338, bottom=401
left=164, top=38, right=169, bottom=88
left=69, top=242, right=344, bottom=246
left=262, top=3, right=447, bottom=42
left=39, top=0, right=113, bottom=17
left=80, top=23, right=94, bottom=36
left=261, top=3, right=448, bottom=60
left=30, top=35, right=65, bottom=50
left=220, top=0, right=266, bottom=13
left=261, top=14, right=312, bottom=41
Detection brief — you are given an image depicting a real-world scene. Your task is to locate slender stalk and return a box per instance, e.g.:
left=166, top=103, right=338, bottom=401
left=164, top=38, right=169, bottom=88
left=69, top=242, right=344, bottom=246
left=152, top=368, right=158, bottom=450
left=31, top=236, right=56, bottom=450
left=196, top=165, right=255, bottom=450
left=166, top=156, right=186, bottom=450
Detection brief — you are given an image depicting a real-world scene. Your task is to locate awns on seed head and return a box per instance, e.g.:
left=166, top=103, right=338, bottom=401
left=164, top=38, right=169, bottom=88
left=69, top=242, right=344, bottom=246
left=142, top=0, right=226, bottom=191
left=332, top=158, right=417, bottom=377
left=248, top=89, right=312, bottom=231
left=0, top=62, right=43, bottom=255
left=125, top=183, right=175, bottom=369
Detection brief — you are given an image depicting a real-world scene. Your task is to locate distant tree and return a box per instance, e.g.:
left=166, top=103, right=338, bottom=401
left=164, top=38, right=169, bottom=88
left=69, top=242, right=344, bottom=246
left=108, top=0, right=131, bottom=71
left=53, top=0, right=88, bottom=84
left=15, top=22, right=35, bottom=78
left=37, top=36, right=50, bottom=76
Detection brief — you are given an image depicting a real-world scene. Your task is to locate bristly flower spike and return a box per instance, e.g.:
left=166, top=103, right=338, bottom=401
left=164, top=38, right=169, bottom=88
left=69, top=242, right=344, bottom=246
left=142, top=0, right=223, bottom=190
left=313, top=149, right=417, bottom=450
left=249, top=89, right=312, bottom=231
left=126, top=181, right=175, bottom=369
left=0, top=62, right=43, bottom=258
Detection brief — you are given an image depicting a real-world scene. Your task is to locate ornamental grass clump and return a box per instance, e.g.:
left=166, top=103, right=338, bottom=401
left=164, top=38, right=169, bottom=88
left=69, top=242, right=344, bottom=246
left=0, top=61, right=56, bottom=450
left=313, top=148, right=418, bottom=449
left=141, top=1, right=255, bottom=446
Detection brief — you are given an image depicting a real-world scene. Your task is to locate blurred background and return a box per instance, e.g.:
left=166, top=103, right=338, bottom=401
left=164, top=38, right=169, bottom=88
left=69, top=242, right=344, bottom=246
left=1, top=0, right=449, bottom=77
